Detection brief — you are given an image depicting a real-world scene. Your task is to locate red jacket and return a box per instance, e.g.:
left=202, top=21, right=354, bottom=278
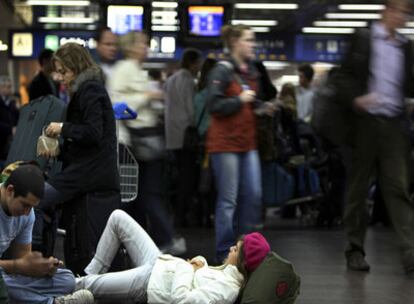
left=206, top=60, right=259, bottom=153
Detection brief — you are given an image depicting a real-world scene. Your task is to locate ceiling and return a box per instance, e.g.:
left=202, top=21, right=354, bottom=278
left=2, top=0, right=390, bottom=34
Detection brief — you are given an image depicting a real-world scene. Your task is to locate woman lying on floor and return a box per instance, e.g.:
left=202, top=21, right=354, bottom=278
left=76, top=209, right=271, bottom=304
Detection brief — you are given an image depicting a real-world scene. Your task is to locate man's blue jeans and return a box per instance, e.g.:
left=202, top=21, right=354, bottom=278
left=2, top=268, right=75, bottom=304
left=210, top=150, right=262, bottom=262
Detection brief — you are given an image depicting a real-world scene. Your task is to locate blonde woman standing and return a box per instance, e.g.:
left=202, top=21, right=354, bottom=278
left=109, top=32, right=183, bottom=254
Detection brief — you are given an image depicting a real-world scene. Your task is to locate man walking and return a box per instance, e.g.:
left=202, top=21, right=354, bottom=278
left=340, top=0, right=414, bottom=276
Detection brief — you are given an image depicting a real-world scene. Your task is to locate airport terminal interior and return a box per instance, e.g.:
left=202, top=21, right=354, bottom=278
left=2, top=0, right=414, bottom=303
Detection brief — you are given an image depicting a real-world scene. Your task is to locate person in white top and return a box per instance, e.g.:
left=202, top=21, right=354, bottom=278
left=76, top=209, right=271, bottom=304
left=108, top=31, right=183, bottom=254
left=296, top=63, right=315, bottom=122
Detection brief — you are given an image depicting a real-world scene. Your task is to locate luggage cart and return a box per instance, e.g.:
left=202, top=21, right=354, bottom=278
left=113, top=103, right=139, bottom=203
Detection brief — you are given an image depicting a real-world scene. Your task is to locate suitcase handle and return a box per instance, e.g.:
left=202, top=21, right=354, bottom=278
left=113, top=102, right=138, bottom=120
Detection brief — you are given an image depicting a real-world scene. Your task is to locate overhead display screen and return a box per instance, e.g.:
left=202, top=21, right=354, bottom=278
left=107, top=5, right=144, bottom=35
left=188, top=6, right=224, bottom=37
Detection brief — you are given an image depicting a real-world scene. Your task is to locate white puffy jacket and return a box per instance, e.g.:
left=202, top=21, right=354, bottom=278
left=147, top=254, right=244, bottom=304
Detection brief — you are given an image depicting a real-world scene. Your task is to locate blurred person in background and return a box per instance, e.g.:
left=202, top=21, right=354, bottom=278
left=194, top=58, right=217, bottom=142
left=206, top=24, right=272, bottom=262
left=193, top=57, right=217, bottom=227
left=109, top=31, right=185, bottom=255
left=338, top=0, right=414, bottom=276
left=92, top=27, right=118, bottom=83
left=29, top=48, right=59, bottom=101
left=296, top=63, right=315, bottom=123
left=278, top=83, right=297, bottom=117
left=0, top=75, right=19, bottom=169
left=18, top=74, right=29, bottom=106
left=164, top=48, right=202, bottom=228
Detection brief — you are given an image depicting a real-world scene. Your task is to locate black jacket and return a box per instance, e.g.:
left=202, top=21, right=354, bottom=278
left=28, top=71, right=59, bottom=101
left=0, top=96, right=19, bottom=160
left=48, top=68, right=119, bottom=199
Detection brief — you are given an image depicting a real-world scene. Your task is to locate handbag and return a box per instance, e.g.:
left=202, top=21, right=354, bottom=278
left=128, top=126, right=166, bottom=162
left=37, top=128, right=60, bottom=157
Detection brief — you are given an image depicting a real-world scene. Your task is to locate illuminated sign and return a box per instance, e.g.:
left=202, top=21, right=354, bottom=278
left=45, top=35, right=59, bottom=50
left=12, top=33, right=33, bottom=56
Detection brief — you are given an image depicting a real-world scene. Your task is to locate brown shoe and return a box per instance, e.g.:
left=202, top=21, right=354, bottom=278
left=346, top=251, right=370, bottom=271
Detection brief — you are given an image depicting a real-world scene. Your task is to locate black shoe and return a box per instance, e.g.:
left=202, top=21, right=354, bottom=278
left=402, top=250, right=414, bottom=277
left=346, top=251, right=370, bottom=271
left=406, top=269, right=414, bottom=279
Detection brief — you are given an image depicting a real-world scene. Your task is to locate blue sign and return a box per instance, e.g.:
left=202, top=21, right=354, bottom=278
left=295, top=34, right=349, bottom=62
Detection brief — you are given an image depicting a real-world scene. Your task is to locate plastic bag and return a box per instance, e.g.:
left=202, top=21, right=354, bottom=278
left=37, top=128, right=60, bottom=157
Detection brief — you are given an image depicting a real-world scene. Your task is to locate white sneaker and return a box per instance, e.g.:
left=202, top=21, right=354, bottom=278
left=55, top=289, right=94, bottom=304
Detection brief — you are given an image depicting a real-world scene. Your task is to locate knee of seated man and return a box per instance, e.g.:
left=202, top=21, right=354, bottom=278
left=54, top=269, right=76, bottom=294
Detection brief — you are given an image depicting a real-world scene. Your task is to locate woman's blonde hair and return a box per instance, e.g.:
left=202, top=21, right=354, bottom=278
left=53, top=42, right=98, bottom=77
left=118, top=31, right=148, bottom=57
left=221, top=24, right=251, bottom=51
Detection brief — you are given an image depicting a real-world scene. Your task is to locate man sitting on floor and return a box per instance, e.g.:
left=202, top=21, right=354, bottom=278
left=0, top=162, right=93, bottom=304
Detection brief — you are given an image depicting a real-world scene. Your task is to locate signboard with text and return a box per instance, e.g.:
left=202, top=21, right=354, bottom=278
left=9, top=30, right=96, bottom=59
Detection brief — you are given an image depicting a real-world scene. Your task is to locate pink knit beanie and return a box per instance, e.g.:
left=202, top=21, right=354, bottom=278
left=243, top=232, right=271, bottom=272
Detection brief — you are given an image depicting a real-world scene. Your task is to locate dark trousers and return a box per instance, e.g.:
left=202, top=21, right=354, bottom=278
left=129, top=160, right=173, bottom=247
left=0, top=274, right=8, bottom=304
left=344, top=115, right=414, bottom=260
left=172, top=149, right=198, bottom=227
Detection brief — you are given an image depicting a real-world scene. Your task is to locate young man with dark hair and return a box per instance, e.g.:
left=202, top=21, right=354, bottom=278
left=296, top=63, right=315, bottom=122
left=339, top=0, right=414, bottom=276
left=164, top=48, right=202, bottom=227
left=0, top=163, right=93, bottom=303
left=28, top=48, right=59, bottom=101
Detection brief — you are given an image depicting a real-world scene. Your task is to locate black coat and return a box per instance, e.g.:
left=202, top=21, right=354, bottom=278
left=28, top=71, right=59, bottom=101
left=0, top=96, right=19, bottom=160
left=48, top=68, right=119, bottom=200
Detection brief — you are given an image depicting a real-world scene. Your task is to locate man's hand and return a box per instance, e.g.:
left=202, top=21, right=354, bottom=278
left=354, top=93, right=378, bottom=112
left=15, top=252, right=61, bottom=277
left=146, top=91, right=164, bottom=101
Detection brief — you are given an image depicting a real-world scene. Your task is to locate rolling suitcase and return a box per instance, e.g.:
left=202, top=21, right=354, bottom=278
left=262, top=162, right=295, bottom=207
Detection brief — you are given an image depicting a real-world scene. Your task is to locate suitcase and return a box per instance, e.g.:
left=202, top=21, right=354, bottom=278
left=61, top=191, right=121, bottom=275
left=262, top=162, right=295, bottom=207
left=6, top=94, right=66, bottom=177
left=296, top=164, right=321, bottom=197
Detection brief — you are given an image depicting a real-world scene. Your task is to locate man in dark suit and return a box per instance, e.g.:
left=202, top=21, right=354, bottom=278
left=339, top=0, right=414, bottom=276
left=28, top=48, right=59, bottom=101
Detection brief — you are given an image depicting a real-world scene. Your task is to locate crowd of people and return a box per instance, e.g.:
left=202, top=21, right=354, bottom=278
left=1, top=0, right=414, bottom=303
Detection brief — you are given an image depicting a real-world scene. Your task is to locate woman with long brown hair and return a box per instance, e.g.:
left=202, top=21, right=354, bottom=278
left=76, top=209, right=271, bottom=303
